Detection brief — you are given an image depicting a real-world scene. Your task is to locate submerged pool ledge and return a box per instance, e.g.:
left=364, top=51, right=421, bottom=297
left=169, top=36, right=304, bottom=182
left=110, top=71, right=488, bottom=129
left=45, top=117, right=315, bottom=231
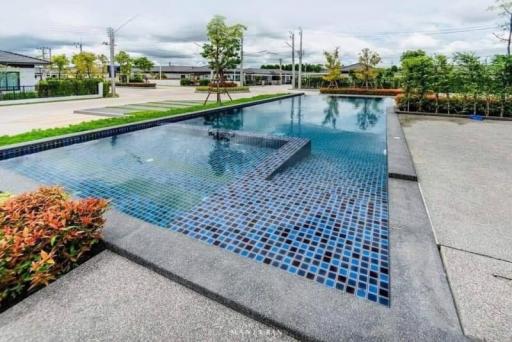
left=0, top=93, right=302, bottom=161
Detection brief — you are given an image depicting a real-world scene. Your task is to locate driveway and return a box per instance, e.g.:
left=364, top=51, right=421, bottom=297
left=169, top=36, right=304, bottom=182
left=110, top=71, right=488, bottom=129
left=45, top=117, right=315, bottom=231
left=0, top=85, right=292, bottom=136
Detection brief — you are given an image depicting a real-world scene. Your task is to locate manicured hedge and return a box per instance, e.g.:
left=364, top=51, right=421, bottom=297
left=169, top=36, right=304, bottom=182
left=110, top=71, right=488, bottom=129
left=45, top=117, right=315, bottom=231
left=0, top=91, right=38, bottom=101
left=0, top=187, right=108, bottom=306
left=320, top=88, right=403, bottom=96
left=396, top=94, right=512, bottom=117
left=195, top=86, right=250, bottom=93
left=37, top=79, right=110, bottom=98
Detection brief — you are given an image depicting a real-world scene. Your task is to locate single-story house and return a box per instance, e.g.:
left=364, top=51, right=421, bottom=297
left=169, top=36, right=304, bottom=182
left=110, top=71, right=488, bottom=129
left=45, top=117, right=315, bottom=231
left=149, top=65, right=295, bottom=85
left=149, top=63, right=364, bottom=86
left=0, top=50, right=50, bottom=91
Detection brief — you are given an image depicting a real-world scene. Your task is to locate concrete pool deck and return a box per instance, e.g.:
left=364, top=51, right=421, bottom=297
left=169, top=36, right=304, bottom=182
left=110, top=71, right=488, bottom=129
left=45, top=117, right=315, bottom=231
left=0, top=251, right=294, bottom=342
left=400, top=114, right=512, bottom=341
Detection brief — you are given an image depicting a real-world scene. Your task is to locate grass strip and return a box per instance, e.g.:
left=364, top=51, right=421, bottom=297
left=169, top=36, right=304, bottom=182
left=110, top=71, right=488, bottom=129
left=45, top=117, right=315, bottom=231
left=0, top=94, right=286, bottom=147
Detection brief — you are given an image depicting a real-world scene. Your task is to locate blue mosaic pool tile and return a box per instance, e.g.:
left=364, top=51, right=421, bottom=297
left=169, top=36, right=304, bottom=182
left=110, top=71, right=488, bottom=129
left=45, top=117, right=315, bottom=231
left=169, top=140, right=390, bottom=306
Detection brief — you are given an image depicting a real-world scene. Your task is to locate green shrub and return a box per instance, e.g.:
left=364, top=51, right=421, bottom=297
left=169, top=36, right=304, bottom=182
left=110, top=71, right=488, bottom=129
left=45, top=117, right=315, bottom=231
left=180, top=79, right=195, bottom=86
left=0, top=187, right=108, bottom=305
left=0, top=92, right=38, bottom=101
left=198, top=79, right=210, bottom=86
left=36, top=79, right=107, bottom=98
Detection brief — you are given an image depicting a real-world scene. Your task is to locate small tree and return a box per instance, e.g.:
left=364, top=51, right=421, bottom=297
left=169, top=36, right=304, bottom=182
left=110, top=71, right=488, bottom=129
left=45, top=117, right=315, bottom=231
left=490, top=0, right=512, bottom=56
left=356, top=48, right=381, bottom=89
left=431, top=54, right=453, bottom=113
left=72, top=52, right=96, bottom=78
left=401, top=53, right=434, bottom=111
left=201, top=15, right=246, bottom=104
left=51, top=54, right=69, bottom=79
left=454, top=52, right=484, bottom=115
left=322, top=47, right=342, bottom=88
left=115, top=51, right=133, bottom=83
left=490, top=55, right=512, bottom=117
left=133, top=57, right=155, bottom=83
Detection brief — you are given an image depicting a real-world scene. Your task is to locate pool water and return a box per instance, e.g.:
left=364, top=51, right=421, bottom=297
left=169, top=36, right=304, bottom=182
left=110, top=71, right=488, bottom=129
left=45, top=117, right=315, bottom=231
left=0, top=95, right=392, bottom=305
left=0, top=126, right=275, bottom=225
left=175, top=95, right=391, bottom=305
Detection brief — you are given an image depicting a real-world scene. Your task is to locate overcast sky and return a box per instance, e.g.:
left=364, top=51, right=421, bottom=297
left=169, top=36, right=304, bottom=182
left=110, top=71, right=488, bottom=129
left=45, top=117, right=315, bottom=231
left=0, top=0, right=507, bottom=67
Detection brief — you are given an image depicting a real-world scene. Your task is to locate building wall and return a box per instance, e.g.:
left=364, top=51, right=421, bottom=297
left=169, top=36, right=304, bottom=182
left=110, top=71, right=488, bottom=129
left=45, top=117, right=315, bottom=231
left=1, top=66, right=37, bottom=89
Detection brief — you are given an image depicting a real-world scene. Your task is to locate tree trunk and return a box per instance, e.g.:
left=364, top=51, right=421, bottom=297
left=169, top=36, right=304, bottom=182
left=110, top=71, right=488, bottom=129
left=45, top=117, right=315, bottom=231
left=447, top=93, right=451, bottom=114
left=473, top=93, right=477, bottom=115
left=485, top=96, right=490, bottom=117
left=435, top=93, right=439, bottom=114
left=501, top=94, right=506, bottom=118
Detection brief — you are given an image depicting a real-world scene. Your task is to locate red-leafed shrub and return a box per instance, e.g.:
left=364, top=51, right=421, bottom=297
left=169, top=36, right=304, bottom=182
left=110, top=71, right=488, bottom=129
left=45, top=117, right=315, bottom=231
left=0, top=187, right=108, bottom=305
left=320, top=88, right=403, bottom=96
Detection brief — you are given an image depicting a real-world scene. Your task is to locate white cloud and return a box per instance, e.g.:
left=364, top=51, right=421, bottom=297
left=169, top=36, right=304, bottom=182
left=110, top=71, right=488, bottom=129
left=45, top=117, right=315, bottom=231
left=400, top=33, right=439, bottom=50
left=0, top=0, right=505, bottom=67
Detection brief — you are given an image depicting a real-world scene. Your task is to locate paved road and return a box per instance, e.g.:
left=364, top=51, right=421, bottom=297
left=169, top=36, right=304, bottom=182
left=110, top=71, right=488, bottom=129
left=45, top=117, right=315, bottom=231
left=400, top=114, right=512, bottom=342
left=0, top=251, right=294, bottom=342
left=0, top=85, right=292, bottom=136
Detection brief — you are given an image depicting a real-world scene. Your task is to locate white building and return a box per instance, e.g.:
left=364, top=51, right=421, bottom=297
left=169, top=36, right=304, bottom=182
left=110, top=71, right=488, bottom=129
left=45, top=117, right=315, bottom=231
left=0, top=50, right=50, bottom=91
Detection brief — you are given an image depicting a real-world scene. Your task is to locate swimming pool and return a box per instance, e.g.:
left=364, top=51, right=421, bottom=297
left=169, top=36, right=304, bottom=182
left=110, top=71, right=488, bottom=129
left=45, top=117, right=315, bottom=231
left=0, top=95, right=391, bottom=305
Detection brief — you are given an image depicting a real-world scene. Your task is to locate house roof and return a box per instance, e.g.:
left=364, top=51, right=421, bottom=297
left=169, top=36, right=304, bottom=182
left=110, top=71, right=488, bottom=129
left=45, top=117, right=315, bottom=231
left=341, top=63, right=364, bottom=72
left=0, top=50, right=50, bottom=66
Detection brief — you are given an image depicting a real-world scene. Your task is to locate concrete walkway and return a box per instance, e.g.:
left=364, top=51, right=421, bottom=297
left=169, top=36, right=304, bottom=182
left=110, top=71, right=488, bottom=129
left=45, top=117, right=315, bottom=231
left=0, top=85, right=292, bottom=136
left=400, top=114, right=512, bottom=341
left=0, top=251, right=293, bottom=342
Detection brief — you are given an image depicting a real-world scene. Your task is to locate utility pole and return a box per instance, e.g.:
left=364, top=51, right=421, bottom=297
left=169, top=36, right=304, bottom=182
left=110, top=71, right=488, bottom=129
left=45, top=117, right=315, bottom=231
left=298, top=27, right=303, bottom=90
left=289, top=31, right=295, bottom=89
left=107, top=27, right=116, bottom=97
left=239, top=35, right=244, bottom=87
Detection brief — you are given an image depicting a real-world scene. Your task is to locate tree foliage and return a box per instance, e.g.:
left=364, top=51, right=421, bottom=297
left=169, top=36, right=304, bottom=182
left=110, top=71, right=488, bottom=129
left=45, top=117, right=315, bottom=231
left=322, top=47, right=342, bottom=88
left=201, top=16, right=245, bottom=81
left=71, top=52, right=96, bottom=78
left=399, top=51, right=512, bottom=117
left=51, top=54, right=69, bottom=79
left=201, top=15, right=246, bottom=103
left=115, top=51, right=133, bottom=83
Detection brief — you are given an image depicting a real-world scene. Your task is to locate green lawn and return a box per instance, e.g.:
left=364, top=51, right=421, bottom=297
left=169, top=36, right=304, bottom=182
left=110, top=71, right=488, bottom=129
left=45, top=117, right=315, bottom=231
left=0, top=94, right=287, bottom=147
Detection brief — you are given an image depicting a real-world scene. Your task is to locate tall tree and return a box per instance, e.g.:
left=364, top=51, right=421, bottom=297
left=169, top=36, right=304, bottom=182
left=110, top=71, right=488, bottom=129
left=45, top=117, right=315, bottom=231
left=72, top=52, right=96, bottom=78
left=115, top=51, right=133, bottom=83
left=51, top=54, right=69, bottom=79
left=490, top=0, right=512, bottom=56
left=356, top=48, right=381, bottom=89
left=133, top=57, right=155, bottom=82
left=322, top=47, right=342, bottom=88
left=201, top=15, right=246, bottom=103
